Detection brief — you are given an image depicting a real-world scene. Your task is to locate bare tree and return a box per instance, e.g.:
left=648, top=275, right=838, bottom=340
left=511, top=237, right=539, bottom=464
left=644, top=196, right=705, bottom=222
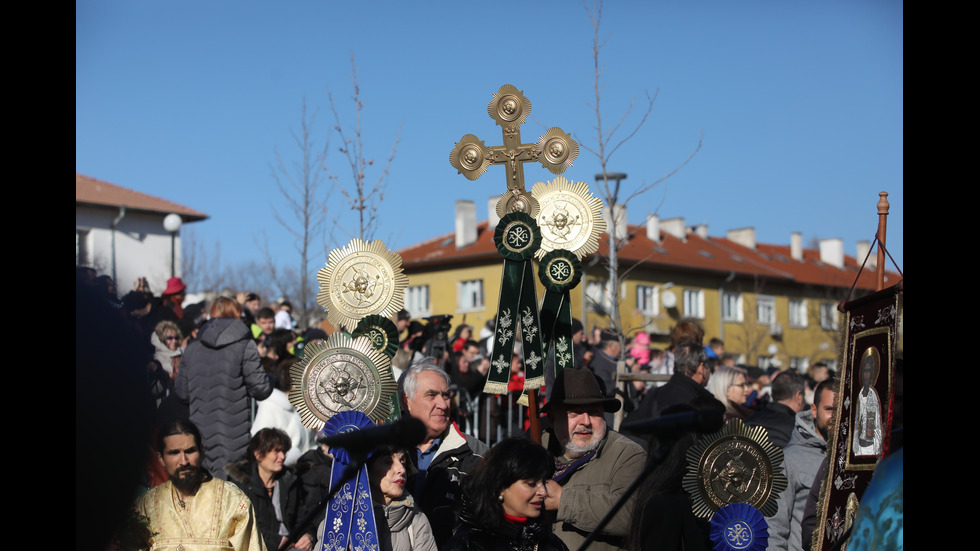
left=583, top=0, right=702, bottom=335
left=182, top=227, right=226, bottom=293
left=328, top=53, right=401, bottom=242
left=259, top=97, right=333, bottom=326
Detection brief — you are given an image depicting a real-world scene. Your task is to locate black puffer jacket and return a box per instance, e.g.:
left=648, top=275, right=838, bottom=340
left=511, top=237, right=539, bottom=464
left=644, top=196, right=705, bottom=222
left=175, top=317, right=272, bottom=477
left=226, top=459, right=310, bottom=551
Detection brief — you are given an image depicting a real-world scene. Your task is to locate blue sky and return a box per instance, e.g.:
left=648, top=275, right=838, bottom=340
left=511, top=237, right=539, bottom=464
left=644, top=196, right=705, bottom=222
left=77, top=0, right=903, bottom=285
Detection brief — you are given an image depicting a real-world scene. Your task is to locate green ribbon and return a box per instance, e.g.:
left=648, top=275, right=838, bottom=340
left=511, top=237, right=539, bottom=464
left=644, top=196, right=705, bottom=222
left=486, top=213, right=545, bottom=396
left=538, top=249, right=583, bottom=378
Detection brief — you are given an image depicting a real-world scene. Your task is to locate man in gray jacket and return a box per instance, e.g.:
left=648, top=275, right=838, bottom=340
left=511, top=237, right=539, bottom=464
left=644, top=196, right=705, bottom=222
left=767, top=378, right=837, bottom=551
left=543, top=368, right=647, bottom=551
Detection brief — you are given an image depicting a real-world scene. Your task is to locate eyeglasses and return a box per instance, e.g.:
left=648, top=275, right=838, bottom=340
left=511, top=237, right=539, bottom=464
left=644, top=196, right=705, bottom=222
left=730, top=382, right=751, bottom=388
left=165, top=336, right=179, bottom=341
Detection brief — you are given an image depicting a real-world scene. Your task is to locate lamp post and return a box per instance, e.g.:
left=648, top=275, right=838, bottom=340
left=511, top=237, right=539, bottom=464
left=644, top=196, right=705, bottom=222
left=163, top=214, right=182, bottom=278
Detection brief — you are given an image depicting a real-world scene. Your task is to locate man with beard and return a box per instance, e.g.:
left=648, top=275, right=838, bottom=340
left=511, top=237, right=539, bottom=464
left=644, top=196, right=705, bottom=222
left=766, top=378, right=838, bottom=551
left=134, top=419, right=265, bottom=550
left=542, top=368, right=647, bottom=551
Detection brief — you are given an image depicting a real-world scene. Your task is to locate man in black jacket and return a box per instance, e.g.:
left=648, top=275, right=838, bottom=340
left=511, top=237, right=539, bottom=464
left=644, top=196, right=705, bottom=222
left=401, top=358, right=489, bottom=547
left=625, top=342, right=725, bottom=429
left=746, top=369, right=806, bottom=447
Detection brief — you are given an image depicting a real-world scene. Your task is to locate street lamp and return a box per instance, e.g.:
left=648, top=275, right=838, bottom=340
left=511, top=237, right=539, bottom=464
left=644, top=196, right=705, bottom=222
left=163, top=213, right=182, bottom=278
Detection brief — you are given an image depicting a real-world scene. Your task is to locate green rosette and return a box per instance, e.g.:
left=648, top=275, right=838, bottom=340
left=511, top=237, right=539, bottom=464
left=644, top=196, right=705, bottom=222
left=351, top=315, right=402, bottom=421
left=494, top=212, right=541, bottom=261
left=352, top=315, right=400, bottom=360
left=538, top=249, right=583, bottom=377
left=487, top=212, right=546, bottom=395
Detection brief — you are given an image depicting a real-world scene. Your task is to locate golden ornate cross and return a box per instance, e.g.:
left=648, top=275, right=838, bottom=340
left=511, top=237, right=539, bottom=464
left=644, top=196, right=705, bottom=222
left=450, top=84, right=579, bottom=215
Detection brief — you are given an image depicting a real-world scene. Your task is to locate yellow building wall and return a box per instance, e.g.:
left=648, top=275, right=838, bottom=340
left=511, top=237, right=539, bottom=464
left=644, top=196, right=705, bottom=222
left=406, top=260, right=846, bottom=370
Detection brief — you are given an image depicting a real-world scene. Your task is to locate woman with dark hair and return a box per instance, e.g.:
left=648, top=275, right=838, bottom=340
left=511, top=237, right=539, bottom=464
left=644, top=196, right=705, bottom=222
left=367, top=448, right=437, bottom=551
left=451, top=324, right=473, bottom=354
left=444, top=438, right=568, bottom=551
left=227, top=428, right=314, bottom=551
left=175, top=296, right=272, bottom=478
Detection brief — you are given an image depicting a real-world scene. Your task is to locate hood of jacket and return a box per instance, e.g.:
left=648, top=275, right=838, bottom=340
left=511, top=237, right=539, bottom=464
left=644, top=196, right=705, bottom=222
left=197, top=317, right=252, bottom=350
left=789, top=409, right=827, bottom=450
left=383, top=495, right=418, bottom=532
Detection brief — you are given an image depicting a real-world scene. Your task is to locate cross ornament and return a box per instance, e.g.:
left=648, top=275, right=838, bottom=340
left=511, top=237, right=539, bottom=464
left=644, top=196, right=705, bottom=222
left=450, top=84, right=579, bottom=216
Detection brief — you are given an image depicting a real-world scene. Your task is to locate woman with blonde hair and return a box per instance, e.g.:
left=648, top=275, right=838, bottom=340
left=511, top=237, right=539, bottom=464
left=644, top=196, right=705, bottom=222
left=151, top=320, right=183, bottom=379
left=707, top=365, right=753, bottom=421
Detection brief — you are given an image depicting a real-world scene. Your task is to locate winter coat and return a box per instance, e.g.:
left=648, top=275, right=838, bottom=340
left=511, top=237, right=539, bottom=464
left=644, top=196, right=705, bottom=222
left=251, top=388, right=316, bottom=467
left=380, top=495, right=438, bottom=551
left=175, top=317, right=272, bottom=478
left=746, top=401, right=798, bottom=448
left=226, top=459, right=310, bottom=551
left=626, top=372, right=725, bottom=426
left=409, top=423, right=489, bottom=547
left=444, top=515, right=569, bottom=551
left=542, top=429, right=648, bottom=551
left=766, top=409, right=828, bottom=551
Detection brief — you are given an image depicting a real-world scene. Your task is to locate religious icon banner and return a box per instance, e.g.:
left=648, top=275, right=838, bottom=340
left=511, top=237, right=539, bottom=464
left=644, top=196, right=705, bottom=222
left=813, top=281, right=902, bottom=551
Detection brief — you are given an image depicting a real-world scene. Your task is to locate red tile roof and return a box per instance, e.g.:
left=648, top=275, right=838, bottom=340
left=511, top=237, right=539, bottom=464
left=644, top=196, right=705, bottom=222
left=398, top=221, right=899, bottom=292
left=75, top=173, right=208, bottom=221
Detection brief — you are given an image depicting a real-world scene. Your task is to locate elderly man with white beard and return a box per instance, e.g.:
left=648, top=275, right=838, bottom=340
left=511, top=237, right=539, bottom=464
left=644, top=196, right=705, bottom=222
left=542, top=368, right=647, bottom=551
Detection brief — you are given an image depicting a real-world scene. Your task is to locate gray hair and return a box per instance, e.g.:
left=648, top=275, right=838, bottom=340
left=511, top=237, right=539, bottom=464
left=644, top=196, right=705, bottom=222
left=673, top=342, right=707, bottom=377
left=399, top=356, right=451, bottom=400
left=707, top=365, right=748, bottom=407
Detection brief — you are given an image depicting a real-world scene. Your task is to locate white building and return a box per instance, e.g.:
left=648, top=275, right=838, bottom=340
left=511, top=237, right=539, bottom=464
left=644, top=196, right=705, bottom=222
left=76, top=173, right=207, bottom=294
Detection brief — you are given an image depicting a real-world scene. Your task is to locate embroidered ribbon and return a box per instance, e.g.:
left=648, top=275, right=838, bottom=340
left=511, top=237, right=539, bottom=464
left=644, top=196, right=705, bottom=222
left=538, top=249, right=583, bottom=380
left=486, top=212, right=545, bottom=396
left=319, top=411, right=382, bottom=551
left=709, top=503, right=769, bottom=551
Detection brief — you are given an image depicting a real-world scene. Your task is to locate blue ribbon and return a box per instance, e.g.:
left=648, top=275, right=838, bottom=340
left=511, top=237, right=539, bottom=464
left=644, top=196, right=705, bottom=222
left=318, top=411, right=382, bottom=551
left=709, top=503, right=768, bottom=551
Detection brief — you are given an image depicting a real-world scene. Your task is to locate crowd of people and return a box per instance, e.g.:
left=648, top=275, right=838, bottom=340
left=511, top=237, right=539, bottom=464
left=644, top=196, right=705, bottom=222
left=78, top=266, right=860, bottom=551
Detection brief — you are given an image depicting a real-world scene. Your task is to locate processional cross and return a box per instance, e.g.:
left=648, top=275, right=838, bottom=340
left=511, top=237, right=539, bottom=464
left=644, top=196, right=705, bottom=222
left=450, top=84, right=579, bottom=216
left=449, top=85, right=580, bottom=444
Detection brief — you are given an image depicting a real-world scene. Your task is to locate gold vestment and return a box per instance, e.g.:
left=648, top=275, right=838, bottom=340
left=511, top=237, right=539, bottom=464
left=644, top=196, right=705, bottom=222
left=134, top=478, right=266, bottom=551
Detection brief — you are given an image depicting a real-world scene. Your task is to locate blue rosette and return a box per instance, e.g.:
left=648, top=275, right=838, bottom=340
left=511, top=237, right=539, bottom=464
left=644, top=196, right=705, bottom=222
left=709, top=503, right=768, bottom=551
left=319, top=410, right=375, bottom=466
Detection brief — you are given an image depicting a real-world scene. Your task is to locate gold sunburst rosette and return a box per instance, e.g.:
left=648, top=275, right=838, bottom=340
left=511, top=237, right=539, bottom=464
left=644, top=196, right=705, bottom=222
left=531, top=176, right=605, bottom=259
left=316, top=238, right=409, bottom=331
left=683, top=419, right=787, bottom=518
left=288, top=333, right=397, bottom=429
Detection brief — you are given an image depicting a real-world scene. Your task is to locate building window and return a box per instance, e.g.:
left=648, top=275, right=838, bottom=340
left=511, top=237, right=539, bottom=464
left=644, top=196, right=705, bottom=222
left=683, top=289, right=705, bottom=319
left=636, top=285, right=659, bottom=316
left=821, top=359, right=838, bottom=372
left=457, top=280, right=484, bottom=312
left=405, top=285, right=430, bottom=317
left=757, top=295, right=775, bottom=325
left=722, top=292, right=743, bottom=322
left=586, top=280, right=611, bottom=313
left=790, top=357, right=810, bottom=373
left=758, top=355, right=775, bottom=369
left=789, top=299, right=808, bottom=328
left=820, top=302, right=839, bottom=331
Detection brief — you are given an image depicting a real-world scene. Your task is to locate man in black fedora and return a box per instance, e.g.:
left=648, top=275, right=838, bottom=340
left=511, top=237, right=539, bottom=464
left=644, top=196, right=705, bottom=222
left=542, top=368, right=647, bottom=551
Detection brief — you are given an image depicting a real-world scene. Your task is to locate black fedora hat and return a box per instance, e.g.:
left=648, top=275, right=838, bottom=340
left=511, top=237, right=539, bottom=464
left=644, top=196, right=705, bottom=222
left=542, top=368, right=621, bottom=414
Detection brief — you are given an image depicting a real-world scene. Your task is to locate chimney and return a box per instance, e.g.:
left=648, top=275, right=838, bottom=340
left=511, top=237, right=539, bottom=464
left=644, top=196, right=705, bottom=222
left=661, top=217, right=686, bottom=240
left=819, top=238, right=844, bottom=269
left=455, top=200, right=477, bottom=249
left=487, top=196, right=500, bottom=229
left=693, top=223, right=709, bottom=239
left=727, top=227, right=756, bottom=250
left=646, top=214, right=661, bottom=244
left=856, top=240, right=876, bottom=269
left=790, top=232, right=803, bottom=261
left=603, top=203, right=628, bottom=241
